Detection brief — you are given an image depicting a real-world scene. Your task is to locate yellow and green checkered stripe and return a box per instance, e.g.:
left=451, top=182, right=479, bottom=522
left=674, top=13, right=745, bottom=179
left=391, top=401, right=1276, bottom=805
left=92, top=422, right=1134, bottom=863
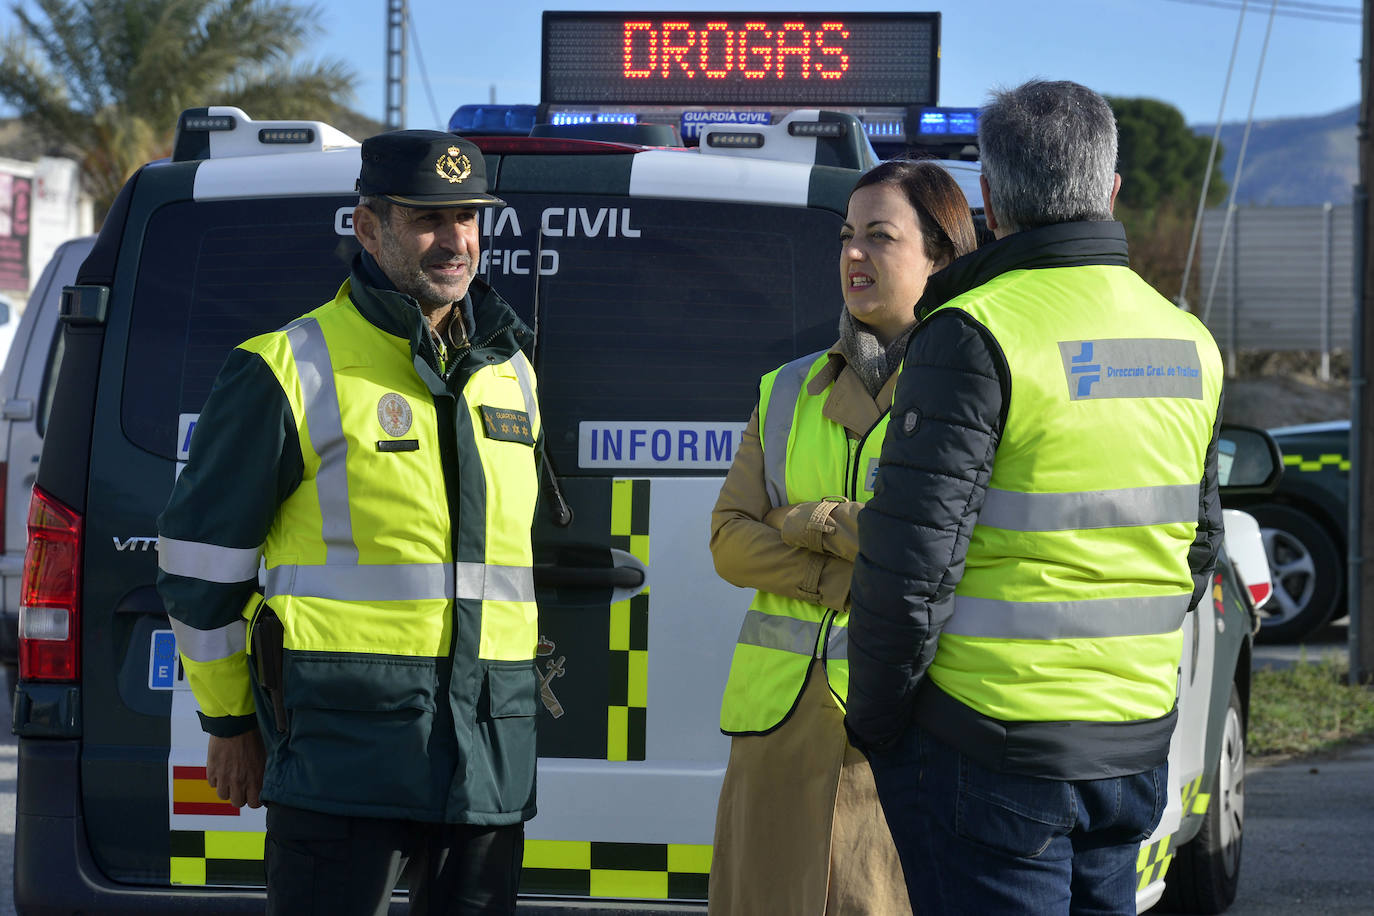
left=1136, top=773, right=1211, bottom=890
left=609, top=478, right=650, bottom=762
left=1283, top=452, right=1350, bottom=472
left=170, top=830, right=265, bottom=886
left=523, top=839, right=710, bottom=900
left=168, top=831, right=711, bottom=900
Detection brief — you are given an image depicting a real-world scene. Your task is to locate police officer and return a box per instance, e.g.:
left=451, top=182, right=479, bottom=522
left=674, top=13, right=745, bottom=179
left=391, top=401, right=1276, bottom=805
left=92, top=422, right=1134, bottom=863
left=847, top=80, right=1225, bottom=915
left=157, top=130, right=541, bottom=915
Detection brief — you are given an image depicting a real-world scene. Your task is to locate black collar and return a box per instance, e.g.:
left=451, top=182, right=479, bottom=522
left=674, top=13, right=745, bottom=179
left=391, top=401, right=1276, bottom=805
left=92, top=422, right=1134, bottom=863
left=916, top=221, right=1131, bottom=319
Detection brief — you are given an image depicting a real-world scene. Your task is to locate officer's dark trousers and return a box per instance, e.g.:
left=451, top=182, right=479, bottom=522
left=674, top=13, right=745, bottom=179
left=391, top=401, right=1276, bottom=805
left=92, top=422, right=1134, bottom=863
left=265, top=803, right=524, bottom=916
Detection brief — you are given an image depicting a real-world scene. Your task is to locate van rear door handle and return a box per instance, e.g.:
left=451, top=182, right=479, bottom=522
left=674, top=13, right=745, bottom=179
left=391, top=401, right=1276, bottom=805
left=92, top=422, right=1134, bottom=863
left=535, top=564, right=644, bottom=590
left=533, top=546, right=647, bottom=604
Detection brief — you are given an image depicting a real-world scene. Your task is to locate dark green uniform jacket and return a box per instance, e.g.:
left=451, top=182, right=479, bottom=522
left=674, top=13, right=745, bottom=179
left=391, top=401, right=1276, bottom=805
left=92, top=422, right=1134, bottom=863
left=157, top=254, right=541, bottom=825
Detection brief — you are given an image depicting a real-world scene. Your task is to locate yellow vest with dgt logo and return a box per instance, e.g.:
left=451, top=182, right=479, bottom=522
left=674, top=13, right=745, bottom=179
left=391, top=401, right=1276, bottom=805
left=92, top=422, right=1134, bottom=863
left=719, top=350, right=889, bottom=735
left=929, top=264, right=1223, bottom=727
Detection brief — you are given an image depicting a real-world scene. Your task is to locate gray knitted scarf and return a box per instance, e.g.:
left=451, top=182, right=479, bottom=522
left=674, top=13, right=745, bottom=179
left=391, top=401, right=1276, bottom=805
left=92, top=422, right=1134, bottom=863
left=837, top=308, right=916, bottom=398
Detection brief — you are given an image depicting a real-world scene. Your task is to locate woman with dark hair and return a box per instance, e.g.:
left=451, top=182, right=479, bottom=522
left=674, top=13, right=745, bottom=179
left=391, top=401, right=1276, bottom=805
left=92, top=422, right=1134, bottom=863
left=707, top=160, right=978, bottom=915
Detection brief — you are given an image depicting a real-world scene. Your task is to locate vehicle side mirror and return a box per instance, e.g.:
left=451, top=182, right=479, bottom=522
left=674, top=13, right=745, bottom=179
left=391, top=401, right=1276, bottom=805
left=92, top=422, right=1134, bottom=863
left=1218, top=423, right=1283, bottom=495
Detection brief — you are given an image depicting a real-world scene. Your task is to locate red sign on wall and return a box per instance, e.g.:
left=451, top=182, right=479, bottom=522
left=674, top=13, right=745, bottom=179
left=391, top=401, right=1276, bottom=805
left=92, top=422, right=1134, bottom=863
left=0, top=170, right=32, bottom=290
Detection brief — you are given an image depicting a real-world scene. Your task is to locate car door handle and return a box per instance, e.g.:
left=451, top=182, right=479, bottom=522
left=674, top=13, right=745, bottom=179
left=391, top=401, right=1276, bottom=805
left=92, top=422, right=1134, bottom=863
left=533, top=546, right=648, bottom=604
left=3, top=398, right=33, bottom=420
left=535, top=564, right=644, bottom=590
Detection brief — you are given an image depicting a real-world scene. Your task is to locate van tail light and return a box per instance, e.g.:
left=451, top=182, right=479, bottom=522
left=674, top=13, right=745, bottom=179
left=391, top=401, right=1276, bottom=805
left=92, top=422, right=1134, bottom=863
left=18, top=485, right=82, bottom=681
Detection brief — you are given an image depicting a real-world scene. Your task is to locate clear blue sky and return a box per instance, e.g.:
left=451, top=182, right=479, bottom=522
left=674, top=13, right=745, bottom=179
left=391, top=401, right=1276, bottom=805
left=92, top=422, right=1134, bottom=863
left=321, top=0, right=1363, bottom=129
left=0, top=0, right=1363, bottom=128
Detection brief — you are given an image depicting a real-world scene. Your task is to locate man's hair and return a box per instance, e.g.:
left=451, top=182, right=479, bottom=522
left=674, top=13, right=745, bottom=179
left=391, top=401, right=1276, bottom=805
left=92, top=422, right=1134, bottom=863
left=850, top=159, right=979, bottom=269
left=977, top=80, right=1118, bottom=234
left=356, top=194, right=395, bottom=229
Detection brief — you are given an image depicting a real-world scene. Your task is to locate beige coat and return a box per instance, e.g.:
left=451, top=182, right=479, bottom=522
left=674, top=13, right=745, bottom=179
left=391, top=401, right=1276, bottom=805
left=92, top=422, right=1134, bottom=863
left=707, top=342, right=911, bottom=916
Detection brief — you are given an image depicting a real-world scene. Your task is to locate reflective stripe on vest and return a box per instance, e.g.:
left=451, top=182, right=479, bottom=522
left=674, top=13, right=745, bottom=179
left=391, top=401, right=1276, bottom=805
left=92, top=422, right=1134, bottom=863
left=287, top=316, right=359, bottom=563
left=762, top=353, right=815, bottom=509
left=509, top=351, right=540, bottom=432
left=979, top=483, right=1199, bottom=532
left=943, top=594, right=1190, bottom=640
left=265, top=562, right=535, bottom=604
left=736, top=609, right=848, bottom=660
left=158, top=536, right=260, bottom=584
left=169, top=617, right=246, bottom=663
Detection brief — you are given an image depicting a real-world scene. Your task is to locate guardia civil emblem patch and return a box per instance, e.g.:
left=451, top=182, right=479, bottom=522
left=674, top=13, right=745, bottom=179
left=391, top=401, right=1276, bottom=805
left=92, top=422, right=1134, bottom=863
left=377, top=393, right=413, bottom=437
left=435, top=146, right=472, bottom=184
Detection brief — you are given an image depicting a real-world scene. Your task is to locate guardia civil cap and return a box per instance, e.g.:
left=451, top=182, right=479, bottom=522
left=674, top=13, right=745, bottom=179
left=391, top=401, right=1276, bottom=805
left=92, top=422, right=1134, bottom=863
left=356, top=130, right=504, bottom=208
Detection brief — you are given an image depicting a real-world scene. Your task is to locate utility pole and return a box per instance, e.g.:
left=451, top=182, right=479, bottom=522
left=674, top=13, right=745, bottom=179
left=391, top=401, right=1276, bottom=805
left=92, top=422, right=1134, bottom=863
left=1352, top=0, right=1371, bottom=684
left=384, top=0, right=407, bottom=130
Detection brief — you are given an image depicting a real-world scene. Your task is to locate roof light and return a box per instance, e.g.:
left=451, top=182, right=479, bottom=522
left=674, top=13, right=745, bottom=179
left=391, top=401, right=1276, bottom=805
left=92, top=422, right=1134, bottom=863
left=180, top=114, right=235, bottom=132
left=789, top=121, right=845, bottom=138
left=595, top=112, right=638, bottom=125
left=171, top=106, right=359, bottom=162
left=705, top=132, right=764, bottom=150
left=259, top=128, right=315, bottom=144
left=918, top=107, right=980, bottom=137
left=551, top=112, right=597, bottom=126
left=863, top=121, right=903, bottom=138
left=448, top=103, right=538, bottom=135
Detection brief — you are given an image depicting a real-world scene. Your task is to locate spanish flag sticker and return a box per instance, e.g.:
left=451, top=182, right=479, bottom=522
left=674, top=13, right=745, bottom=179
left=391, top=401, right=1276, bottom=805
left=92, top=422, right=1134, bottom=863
left=172, top=766, right=241, bottom=817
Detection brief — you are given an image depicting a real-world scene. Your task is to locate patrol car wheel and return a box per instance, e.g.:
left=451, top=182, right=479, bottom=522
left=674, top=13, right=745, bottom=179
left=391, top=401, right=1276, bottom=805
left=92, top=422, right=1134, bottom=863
left=1249, top=503, right=1342, bottom=643
left=1159, top=684, right=1245, bottom=914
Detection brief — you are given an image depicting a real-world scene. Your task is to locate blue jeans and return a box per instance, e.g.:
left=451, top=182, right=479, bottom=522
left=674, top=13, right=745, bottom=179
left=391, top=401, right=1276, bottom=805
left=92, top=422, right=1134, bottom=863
left=868, top=725, right=1166, bottom=916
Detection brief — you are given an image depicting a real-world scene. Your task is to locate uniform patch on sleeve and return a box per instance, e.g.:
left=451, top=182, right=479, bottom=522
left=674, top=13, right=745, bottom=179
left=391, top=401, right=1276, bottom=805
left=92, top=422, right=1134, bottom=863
left=480, top=406, right=535, bottom=445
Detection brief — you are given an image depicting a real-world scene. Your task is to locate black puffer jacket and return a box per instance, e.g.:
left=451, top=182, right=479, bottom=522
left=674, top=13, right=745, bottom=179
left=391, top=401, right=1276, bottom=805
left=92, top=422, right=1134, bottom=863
left=845, top=221, right=1224, bottom=762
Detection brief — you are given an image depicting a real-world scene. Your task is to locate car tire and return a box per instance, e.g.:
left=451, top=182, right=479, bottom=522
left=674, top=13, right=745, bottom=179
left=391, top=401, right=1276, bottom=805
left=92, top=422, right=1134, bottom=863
left=1248, top=503, right=1342, bottom=643
left=1159, top=683, right=1245, bottom=914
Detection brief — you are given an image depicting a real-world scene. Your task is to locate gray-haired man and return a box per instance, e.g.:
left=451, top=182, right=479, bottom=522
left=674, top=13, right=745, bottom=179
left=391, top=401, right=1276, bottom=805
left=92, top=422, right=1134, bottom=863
left=846, top=80, right=1225, bottom=914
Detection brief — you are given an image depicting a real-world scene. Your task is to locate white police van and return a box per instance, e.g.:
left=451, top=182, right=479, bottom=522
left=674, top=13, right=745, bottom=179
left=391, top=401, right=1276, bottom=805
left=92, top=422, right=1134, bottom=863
left=6, top=97, right=1283, bottom=916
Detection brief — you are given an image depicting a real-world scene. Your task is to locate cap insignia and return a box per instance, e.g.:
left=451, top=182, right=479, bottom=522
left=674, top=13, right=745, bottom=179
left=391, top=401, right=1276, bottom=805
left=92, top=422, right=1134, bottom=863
left=436, top=147, right=472, bottom=184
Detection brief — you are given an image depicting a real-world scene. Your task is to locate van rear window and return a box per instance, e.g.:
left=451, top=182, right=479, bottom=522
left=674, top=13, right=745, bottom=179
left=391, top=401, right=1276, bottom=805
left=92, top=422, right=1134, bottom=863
left=123, top=194, right=841, bottom=469
left=124, top=197, right=361, bottom=458
left=484, top=194, right=841, bottom=475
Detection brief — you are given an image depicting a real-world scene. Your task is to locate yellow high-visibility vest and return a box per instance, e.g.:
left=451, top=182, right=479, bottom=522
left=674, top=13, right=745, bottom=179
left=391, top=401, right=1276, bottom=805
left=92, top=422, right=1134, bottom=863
left=928, top=264, right=1223, bottom=725
left=719, top=350, right=889, bottom=735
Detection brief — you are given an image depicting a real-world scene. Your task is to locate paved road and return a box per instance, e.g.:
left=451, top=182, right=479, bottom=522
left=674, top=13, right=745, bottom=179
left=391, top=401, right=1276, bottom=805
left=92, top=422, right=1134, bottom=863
left=1154, top=619, right=1374, bottom=915
left=2, top=683, right=16, bottom=916
left=1, top=623, right=1369, bottom=915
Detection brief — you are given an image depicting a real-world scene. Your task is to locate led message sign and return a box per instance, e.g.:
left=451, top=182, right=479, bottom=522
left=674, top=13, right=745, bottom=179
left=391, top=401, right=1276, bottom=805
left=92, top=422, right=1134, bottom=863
left=542, top=12, right=939, bottom=107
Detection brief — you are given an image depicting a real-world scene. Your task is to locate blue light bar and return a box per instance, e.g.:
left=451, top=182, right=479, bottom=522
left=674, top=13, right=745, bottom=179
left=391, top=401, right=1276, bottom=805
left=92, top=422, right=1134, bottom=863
left=550, top=112, right=596, bottom=126
left=862, top=120, right=903, bottom=138
left=595, top=112, right=638, bottom=125
left=917, top=107, right=980, bottom=137
left=448, top=104, right=538, bottom=135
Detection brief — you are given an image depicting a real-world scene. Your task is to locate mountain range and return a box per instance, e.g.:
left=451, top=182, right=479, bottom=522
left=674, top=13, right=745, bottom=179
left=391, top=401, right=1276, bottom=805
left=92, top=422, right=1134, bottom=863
left=1194, top=103, right=1357, bottom=207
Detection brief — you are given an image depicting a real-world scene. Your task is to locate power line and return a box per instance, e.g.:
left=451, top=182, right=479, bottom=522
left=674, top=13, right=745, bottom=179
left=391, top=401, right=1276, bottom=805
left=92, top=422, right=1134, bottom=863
left=1154, top=0, right=1361, bottom=23
left=406, top=7, right=444, bottom=130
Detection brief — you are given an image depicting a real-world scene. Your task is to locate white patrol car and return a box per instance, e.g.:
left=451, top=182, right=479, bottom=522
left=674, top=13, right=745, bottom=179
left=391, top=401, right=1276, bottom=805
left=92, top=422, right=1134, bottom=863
left=10, top=105, right=1279, bottom=915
